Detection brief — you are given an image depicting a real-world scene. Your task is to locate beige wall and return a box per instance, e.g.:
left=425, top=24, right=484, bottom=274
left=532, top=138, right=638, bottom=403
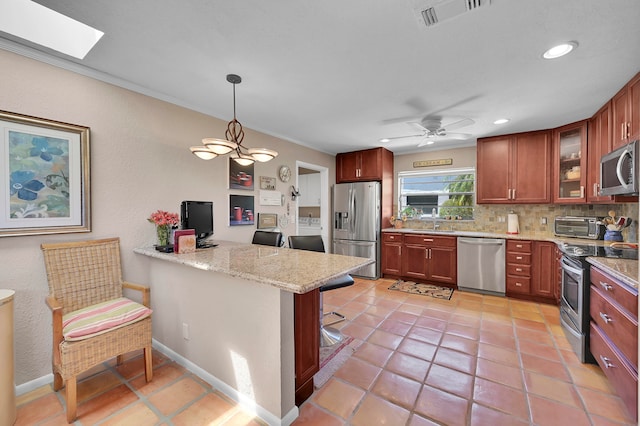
left=0, top=49, right=335, bottom=387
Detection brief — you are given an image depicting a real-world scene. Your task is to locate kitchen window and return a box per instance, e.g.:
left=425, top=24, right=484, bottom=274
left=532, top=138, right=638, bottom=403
left=397, top=167, right=475, bottom=220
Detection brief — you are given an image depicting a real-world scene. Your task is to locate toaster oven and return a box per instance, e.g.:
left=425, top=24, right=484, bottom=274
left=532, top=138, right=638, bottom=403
left=554, top=216, right=605, bottom=240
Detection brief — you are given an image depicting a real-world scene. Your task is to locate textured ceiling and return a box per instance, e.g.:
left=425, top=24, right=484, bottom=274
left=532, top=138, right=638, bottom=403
left=2, top=0, right=640, bottom=155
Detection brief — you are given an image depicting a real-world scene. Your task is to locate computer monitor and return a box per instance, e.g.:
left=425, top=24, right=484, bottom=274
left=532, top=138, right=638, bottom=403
left=180, top=201, right=213, bottom=247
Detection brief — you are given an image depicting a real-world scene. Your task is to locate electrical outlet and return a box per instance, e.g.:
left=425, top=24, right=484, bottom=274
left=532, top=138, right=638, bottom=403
left=540, top=217, right=548, bottom=225
left=182, top=323, right=190, bottom=340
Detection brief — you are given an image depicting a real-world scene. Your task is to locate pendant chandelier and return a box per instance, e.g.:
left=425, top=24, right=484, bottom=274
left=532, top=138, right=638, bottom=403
left=190, top=74, right=278, bottom=165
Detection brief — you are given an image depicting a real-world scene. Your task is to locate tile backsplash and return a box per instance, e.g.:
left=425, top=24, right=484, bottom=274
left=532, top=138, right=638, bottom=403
left=400, top=203, right=639, bottom=242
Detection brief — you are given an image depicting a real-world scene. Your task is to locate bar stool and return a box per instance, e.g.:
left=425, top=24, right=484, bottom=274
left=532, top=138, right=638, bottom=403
left=252, top=230, right=284, bottom=247
left=288, top=235, right=354, bottom=346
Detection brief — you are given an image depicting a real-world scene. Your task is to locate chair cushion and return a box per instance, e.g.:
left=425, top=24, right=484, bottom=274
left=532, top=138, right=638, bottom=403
left=320, top=275, right=355, bottom=292
left=62, top=297, right=152, bottom=341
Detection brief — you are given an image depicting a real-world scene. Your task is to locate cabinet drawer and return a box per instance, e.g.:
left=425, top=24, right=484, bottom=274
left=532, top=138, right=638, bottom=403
left=590, top=322, right=638, bottom=421
left=591, top=267, right=638, bottom=317
left=507, top=275, right=531, bottom=294
left=506, top=240, right=532, bottom=253
left=590, top=286, right=638, bottom=366
left=404, top=234, right=456, bottom=247
left=506, top=263, right=531, bottom=277
left=383, top=233, right=403, bottom=243
left=506, top=252, right=531, bottom=264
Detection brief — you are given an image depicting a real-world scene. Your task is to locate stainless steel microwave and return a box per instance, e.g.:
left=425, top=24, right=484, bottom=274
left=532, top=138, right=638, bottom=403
left=600, top=140, right=638, bottom=196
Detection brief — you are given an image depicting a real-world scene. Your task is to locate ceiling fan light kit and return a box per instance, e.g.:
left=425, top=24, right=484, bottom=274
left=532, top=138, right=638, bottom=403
left=191, top=74, right=278, bottom=165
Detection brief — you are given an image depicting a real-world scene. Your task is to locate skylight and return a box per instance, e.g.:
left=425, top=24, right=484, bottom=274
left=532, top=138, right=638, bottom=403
left=0, top=0, right=104, bottom=59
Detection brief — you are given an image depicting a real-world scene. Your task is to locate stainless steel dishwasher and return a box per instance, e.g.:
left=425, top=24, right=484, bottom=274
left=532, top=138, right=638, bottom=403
left=457, top=237, right=506, bottom=295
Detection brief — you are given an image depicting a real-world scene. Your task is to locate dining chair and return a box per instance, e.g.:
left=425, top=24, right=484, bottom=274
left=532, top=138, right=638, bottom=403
left=41, top=238, right=153, bottom=423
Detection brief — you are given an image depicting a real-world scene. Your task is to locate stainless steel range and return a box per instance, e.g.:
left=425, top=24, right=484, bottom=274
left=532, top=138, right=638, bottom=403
left=558, top=241, right=638, bottom=363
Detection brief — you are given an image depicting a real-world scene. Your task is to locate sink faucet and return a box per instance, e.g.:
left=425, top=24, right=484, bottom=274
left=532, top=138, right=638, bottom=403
left=432, top=208, right=439, bottom=230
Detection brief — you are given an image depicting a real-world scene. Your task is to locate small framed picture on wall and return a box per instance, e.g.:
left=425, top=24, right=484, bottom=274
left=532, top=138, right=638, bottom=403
left=229, top=158, right=254, bottom=190
left=229, top=194, right=254, bottom=226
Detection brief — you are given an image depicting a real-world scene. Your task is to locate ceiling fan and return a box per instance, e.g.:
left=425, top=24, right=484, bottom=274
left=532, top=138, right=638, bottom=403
left=383, top=117, right=474, bottom=147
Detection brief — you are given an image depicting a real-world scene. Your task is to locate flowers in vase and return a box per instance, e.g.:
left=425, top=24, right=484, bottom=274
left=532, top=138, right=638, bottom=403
left=148, top=210, right=179, bottom=246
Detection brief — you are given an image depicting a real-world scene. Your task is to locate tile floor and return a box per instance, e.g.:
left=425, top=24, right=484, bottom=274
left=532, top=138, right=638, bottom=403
left=15, top=278, right=636, bottom=425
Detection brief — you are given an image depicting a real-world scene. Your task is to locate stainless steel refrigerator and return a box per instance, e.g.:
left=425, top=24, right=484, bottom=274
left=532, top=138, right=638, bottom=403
left=333, top=181, right=380, bottom=279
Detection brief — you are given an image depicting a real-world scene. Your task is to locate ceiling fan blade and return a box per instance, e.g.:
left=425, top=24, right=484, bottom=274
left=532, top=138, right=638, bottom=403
left=417, top=139, right=435, bottom=148
left=442, top=118, right=474, bottom=131
left=383, top=133, right=425, bottom=141
left=443, top=132, right=473, bottom=140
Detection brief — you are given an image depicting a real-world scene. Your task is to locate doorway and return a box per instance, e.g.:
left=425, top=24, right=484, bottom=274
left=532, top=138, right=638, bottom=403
left=295, top=161, right=329, bottom=248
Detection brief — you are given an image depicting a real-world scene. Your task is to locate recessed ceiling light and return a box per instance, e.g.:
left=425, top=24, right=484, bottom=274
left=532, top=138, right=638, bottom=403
left=542, top=42, right=578, bottom=59
left=379, top=138, right=391, bottom=143
left=0, top=0, right=104, bottom=59
left=493, top=118, right=510, bottom=125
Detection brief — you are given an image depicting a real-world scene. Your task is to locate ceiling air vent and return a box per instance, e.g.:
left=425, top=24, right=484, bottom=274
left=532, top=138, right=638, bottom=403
left=414, top=0, right=491, bottom=28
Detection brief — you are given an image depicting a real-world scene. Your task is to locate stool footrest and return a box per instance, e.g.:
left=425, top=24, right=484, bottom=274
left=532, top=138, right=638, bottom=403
left=323, top=311, right=346, bottom=326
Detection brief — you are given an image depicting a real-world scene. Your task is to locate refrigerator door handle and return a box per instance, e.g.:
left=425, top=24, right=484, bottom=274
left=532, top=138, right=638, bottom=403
left=350, top=186, right=356, bottom=234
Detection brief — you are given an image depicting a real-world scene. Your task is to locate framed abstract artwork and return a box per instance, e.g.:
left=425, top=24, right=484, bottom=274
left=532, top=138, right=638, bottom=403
left=0, top=110, right=91, bottom=237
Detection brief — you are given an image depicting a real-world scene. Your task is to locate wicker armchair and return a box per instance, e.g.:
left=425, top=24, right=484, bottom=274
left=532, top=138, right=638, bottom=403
left=41, top=238, right=153, bottom=423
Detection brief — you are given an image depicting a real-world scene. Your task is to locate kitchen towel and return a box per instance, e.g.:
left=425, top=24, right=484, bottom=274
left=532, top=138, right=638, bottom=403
left=508, top=212, right=519, bottom=234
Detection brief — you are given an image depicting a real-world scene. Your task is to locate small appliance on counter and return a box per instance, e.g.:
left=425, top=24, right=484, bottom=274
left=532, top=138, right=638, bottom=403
left=554, top=216, right=605, bottom=240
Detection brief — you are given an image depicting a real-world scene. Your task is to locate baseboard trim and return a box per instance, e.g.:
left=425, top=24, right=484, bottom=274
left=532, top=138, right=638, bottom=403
left=152, top=339, right=299, bottom=426
left=15, top=373, right=53, bottom=396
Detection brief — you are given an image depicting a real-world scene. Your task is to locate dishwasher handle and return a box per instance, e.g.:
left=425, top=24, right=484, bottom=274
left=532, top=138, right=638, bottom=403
left=458, top=237, right=505, bottom=245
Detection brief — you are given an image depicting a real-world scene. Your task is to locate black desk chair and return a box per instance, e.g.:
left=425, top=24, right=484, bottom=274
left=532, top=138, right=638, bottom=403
left=252, top=230, right=284, bottom=247
left=288, top=235, right=354, bottom=346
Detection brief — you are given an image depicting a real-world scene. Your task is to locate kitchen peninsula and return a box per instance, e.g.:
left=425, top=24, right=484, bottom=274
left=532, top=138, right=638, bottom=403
left=134, top=241, right=372, bottom=425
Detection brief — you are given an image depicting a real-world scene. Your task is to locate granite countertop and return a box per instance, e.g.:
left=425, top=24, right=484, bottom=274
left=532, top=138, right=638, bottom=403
left=587, top=257, right=638, bottom=289
left=134, top=241, right=372, bottom=294
left=382, top=227, right=639, bottom=289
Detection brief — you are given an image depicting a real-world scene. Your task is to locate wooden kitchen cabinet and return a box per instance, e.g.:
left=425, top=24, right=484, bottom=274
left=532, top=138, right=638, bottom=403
left=294, top=288, right=319, bottom=405
left=553, top=120, right=588, bottom=203
left=587, top=102, right=614, bottom=203
left=611, top=72, right=640, bottom=150
left=336, top=147, right=393, bottom=182
left=477, top=130, right=551, bottom=204
left=382, top=233, right=403, bottom=276
left=531, top=241, right=558, bottom=301
left=401, top=234, right=457, bottom=286
left=506, top=240, right=558, bottom=303
left=589, top=266, right=638, bottom=421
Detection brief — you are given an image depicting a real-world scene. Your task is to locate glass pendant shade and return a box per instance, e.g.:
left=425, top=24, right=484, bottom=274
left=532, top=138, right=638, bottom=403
left=230, top=152, right=255, bottom=166
left=190, top=146, right=217, bottom=160
left=248, top=148, right=278, bottom=162
left=202, top=138, right=237, bottom=154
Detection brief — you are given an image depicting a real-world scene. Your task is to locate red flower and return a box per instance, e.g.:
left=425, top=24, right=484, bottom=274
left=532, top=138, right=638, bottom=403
left=147, top=210, right=179, bottom=227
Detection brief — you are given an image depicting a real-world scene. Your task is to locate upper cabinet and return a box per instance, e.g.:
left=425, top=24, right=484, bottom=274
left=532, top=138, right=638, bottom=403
left=477, top=130, right=551, bottom=204
left=612, top=72, right=640, bottom=150
left=587, top=102, right=615, bottom=203
left=553, top=121, right=588, bottom=203
left=336, top=147, right=393, bottom=182
left=298, top=173, right=321, bottom=207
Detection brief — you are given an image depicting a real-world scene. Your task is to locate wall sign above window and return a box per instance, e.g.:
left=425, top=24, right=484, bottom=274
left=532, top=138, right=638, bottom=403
left=413, top=159, right=453, bottom=168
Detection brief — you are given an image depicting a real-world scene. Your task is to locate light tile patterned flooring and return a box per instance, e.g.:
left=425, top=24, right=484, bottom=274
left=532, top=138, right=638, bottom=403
left=16, top=278, right=636, bottom=425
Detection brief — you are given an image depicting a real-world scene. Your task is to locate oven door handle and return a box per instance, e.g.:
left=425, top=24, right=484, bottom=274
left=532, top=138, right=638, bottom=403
left=561, top=256, right=583, bottom=276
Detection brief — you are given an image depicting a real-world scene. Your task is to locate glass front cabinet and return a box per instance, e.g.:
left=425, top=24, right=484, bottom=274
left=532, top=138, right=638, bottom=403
left=553, top=121, right=588, bottom=203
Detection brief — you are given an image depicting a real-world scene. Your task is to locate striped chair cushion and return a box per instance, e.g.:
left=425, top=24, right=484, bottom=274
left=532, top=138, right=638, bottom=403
left=63, top=297, right=152, bottom=341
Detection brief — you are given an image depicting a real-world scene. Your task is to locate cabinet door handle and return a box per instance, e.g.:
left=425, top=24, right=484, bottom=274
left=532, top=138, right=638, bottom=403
left=580, top=186, right=585, bottom=198
left=593, top=183, right=598, bottom=197
left=516, top=256, right=523, bottom=260
left=599, top=281, right=613, bottom=291
left=599, top=312, right=613, bottom=324
left=425, top=249, right=429, bottom=259
left=424, top=238, right=434, bottom=242
left=599, top=355, right=614, bottom=369
left=515, top=268, right=523, bottom=272
left=516, top=244, right=523, bottom=248
left=512, top=189, right=516, bottom=199
left=515, top=282, right=523, bottom=287
left=507, top=188, right=513, bottom=199
left=622, top=123, right=626, bottom=140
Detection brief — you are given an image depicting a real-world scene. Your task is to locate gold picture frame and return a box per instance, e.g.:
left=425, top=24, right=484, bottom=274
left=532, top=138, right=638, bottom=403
left=0, top=110, right=91, bottom=237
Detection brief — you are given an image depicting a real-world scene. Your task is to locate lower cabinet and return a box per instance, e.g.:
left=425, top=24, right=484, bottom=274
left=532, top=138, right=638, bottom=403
left=381, top=233, right=456, bottom=286
left=589, top=267, right=638, bottom=421
left=506, top=239, right=559, bottom=303
left=382, top=233, right=403, bottom=276
left=294, top=288, right=319, bottom=406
